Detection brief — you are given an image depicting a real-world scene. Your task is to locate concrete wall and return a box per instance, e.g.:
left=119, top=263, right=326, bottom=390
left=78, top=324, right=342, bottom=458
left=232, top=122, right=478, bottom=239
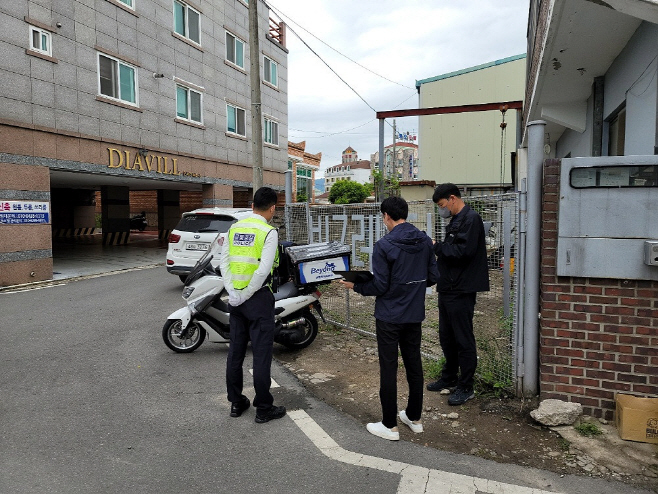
left=418, top=56, right=525, bottom=187
left=555, top=95, right=594, bottom=158
left=555, top=22, right=658, bottom=159
left=539, top=158, right=658, bottom=420
left=604, top=21, right=658, bottom=156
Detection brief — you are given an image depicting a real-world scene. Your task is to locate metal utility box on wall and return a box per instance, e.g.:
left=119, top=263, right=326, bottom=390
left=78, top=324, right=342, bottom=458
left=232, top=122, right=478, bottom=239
left=557, top=156, right=658, bottom=281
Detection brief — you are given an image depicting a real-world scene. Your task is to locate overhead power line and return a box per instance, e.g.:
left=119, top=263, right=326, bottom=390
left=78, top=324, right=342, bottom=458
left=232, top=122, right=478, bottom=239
left=265, top=1, right=415, bottom=90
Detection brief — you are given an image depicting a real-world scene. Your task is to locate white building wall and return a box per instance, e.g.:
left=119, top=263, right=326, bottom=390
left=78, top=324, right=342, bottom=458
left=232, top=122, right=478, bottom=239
left=418, top=56, right=525, bottom=188
left=555, top=21, right=658, bottom=158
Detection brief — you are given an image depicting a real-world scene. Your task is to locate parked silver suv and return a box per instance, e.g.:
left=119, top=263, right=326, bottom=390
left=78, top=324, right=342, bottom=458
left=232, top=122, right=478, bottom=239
left=166, top=207, right=251, bottom=282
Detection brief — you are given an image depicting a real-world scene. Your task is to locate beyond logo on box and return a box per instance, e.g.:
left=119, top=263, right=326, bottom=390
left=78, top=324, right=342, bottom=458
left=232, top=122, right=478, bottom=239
left=299, top=256, right=348, bottom=283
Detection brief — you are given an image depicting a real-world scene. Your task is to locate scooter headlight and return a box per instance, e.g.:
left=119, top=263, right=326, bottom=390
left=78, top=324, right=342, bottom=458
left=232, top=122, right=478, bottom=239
left=182, top=286, right=195, bottom=299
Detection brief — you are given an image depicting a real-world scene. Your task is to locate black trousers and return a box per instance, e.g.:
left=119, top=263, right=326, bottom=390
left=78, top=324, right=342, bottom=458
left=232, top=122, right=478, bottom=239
left=376, top=319, right=424, bottom=429
left=226, top=287, right=275, bottom=412
left=437, top=291, right=477, bottom=389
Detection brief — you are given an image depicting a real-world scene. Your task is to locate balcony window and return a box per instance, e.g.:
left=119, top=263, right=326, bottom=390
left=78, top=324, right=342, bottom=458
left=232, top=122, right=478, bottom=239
left=174, top=0, right=200, bottom=45
left=176, top=85, right=202, bottom=124
left=98, top=53, right=137, bottom=105
left=226, top=31, right=245, bottom=69
left=263, top=56, right=278, bottom=87
left=227, top=103, right=246, bottom=136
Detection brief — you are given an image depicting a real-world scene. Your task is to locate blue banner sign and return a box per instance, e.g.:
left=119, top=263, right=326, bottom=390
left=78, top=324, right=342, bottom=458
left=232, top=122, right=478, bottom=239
left=0, top=201, right=50, bottom=224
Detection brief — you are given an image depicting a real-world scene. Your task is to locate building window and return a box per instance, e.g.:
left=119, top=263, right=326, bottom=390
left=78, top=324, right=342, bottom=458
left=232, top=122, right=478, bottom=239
left=263, top=56, right=277, bottom=87
left=174, top=0, right=200, bottom=45
left=227, top=103, right=246, bottom=136
left=118, top=0, right=134, bottom=8
left=264, top=117, right=278, bottom=145
left=29, top=26, right=51, bottom=56
left=176, top=85, right=202, bottom=124
left=98, top=53, right=137, bottom=105
left=226, top=31, right=245, bottom=69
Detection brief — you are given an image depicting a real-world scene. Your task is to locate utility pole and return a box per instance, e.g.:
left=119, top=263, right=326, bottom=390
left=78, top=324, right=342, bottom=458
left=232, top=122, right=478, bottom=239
left=392, top=119, right=397, bottom=179
left=249, top=0, right=263, bottom=195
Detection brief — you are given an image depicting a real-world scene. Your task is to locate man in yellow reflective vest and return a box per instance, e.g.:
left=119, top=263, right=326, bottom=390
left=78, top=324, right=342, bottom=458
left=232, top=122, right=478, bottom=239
left=219, top=187, right=285, bottom=423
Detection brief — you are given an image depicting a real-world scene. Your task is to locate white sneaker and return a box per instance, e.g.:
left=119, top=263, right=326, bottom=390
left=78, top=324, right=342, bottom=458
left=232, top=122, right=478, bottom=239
left=366, top=422, right=399, bottom=441
left=399, top=410, right=423, bottom=433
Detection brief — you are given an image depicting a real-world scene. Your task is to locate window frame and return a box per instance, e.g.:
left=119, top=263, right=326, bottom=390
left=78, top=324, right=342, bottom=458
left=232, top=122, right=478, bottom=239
left=226, top=103, right=246, bottom=137
left=263, top=55, right=278, bottom=87
left=176, top=83, right=203, bottom=125
left=225, top=31, right=245, bottom=69
left=97, top=52, right=139, bottom=106
left=29, top=25, right=52, bottom=56
left=173, top=0, right=201, bottom=45
left=263, top=116, right=279, bottom=146
left=118, top=0, right=134, bottom=9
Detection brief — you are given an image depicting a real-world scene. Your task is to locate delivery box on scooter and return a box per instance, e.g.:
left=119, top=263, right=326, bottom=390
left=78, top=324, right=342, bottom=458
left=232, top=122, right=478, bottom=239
left=285, top=242, right=351, bottom=286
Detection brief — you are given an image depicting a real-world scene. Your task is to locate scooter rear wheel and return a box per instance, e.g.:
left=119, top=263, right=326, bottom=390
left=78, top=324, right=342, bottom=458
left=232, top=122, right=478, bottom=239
left=281, top=311, right=318, bottom=350
left=163, top=319, right=206, bottom=353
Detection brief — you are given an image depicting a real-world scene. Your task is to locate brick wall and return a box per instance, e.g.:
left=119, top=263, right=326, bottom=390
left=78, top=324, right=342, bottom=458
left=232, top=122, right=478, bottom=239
left=540, top=159, right=658, bottom=420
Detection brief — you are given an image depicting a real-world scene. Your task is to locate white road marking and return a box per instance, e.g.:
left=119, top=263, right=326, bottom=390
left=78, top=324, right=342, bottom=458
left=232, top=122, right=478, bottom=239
left=249, top=369, right=280, bottom=388
left=288, top=409, right=560, bottom=494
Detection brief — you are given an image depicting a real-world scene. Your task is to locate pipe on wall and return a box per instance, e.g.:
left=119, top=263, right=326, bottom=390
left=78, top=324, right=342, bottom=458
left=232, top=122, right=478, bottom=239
left=523, top=120, right=546, bottom=397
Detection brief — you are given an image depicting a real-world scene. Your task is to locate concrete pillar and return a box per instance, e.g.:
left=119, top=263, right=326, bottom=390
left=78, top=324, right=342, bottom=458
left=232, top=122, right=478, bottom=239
left=157, top=190, right=180, bottom=241
left=202, top=183, right=233, bottom=208
left=101, top=186, right=130, bottom=245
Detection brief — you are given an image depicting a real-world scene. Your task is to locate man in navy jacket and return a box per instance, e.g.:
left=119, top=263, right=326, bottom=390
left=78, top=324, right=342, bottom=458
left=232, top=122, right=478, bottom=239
left=340, top=196, right=439, bottom=441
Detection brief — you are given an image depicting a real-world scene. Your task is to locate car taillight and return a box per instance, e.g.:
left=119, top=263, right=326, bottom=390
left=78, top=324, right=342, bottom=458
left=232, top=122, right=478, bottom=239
left=167, top=259, right=174, bottom=265
left=168, top=233, right=181, bottom=243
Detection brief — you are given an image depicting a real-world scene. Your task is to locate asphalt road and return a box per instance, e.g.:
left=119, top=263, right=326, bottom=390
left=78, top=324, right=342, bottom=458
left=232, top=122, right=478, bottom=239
left=0, top=268, right=651, bottom=494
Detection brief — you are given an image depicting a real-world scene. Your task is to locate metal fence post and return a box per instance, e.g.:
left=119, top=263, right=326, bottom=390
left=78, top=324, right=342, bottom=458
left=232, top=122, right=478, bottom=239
left=503, top=207, right=512, bottom=318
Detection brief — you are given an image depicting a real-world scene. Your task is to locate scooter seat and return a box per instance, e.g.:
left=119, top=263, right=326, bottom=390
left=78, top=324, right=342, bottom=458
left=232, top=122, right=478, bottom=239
left=274, top=281, right=298, bottom=301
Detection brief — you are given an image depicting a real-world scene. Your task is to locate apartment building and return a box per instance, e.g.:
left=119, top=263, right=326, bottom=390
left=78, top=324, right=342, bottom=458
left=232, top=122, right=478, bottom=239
left=324, top=146, right=371, bottom=192
left=0, top=0, right=288, bottom=285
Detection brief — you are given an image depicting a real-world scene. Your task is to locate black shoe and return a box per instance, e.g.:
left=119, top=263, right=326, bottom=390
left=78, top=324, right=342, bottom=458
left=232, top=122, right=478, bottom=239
left=255, top=405, right=286, bottom=424
left=230, top=398, right=250, bottom=417
left=426, top=377, right=458, bottom=392
left=448, top=387, right=474, bottom=406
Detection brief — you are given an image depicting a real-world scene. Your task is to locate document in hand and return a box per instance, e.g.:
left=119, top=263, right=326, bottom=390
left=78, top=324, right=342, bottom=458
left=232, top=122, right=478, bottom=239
left=334, top=270, right=374, bottom=284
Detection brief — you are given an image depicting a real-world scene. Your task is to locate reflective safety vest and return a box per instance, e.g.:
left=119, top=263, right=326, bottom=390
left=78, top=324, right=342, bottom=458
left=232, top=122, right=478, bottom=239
left=227, top=216, right=279, bottom=290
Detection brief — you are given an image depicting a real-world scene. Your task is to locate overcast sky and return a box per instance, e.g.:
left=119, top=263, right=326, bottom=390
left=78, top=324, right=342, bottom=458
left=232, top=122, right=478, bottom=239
left=265, top=0, right=530, bottom=176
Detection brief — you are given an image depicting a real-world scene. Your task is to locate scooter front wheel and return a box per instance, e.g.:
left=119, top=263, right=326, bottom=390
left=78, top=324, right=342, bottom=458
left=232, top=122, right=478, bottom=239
left=162, top=319, right=206, bottom=353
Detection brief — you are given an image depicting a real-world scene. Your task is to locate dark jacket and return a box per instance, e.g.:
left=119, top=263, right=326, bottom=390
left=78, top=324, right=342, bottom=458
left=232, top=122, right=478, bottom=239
left=354, top=222, right=439, bottom=324
left=434, top=204, right=489, bottom=293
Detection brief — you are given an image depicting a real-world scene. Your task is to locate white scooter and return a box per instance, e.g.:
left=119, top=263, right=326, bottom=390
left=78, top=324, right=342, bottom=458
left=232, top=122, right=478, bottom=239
left=162, top=234, right=326, bottom=353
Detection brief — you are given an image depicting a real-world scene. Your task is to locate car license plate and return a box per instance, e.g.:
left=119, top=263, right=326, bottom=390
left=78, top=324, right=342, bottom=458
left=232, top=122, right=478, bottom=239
left=186, top=242, right=209, bottom=251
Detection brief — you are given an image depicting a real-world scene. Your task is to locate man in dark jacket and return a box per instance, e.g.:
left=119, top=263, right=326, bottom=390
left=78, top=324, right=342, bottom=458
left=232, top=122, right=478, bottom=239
left=339, top=196, right=439, bottom=441
left=427, top=183, right=489, bottom=406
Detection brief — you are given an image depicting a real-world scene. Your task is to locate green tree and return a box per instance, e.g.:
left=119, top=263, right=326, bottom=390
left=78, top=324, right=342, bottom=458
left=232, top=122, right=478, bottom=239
left=372, top=170, right=400, bottom=201
left=296, top=189, right=308, bottom=202
left=329, top=181, right=369, bottom=204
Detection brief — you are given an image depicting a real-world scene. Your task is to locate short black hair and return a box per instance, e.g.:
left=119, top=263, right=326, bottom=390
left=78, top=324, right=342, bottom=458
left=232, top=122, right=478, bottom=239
left=253, top=187, right=278, bottom=211
left=432, top=183, right=461, bottom=203
left=380, top=196, right=408, bottom=221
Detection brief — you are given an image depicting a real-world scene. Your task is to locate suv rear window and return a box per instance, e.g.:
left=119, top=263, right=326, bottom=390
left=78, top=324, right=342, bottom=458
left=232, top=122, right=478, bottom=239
left=175, top=214, right=238, bottom=233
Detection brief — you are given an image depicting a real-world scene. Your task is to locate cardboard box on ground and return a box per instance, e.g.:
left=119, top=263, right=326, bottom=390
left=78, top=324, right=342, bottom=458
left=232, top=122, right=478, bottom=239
left=616, top=393, right=658, bottom=444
